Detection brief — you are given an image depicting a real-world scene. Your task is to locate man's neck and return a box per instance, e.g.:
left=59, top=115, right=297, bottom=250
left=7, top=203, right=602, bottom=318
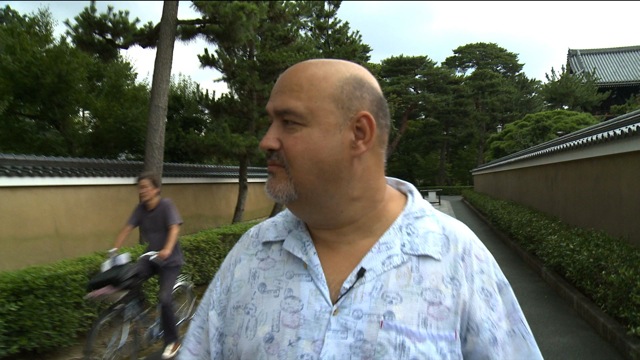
left=302, top=182, right=407, bottom=303
left=144, top=196, right=161, bottom=210
left=304, top=183, right=406, bottom=249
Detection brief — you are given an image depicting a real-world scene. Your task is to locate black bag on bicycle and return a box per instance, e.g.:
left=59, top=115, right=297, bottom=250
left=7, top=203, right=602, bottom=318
left=87, top=262, right=139, bottom=291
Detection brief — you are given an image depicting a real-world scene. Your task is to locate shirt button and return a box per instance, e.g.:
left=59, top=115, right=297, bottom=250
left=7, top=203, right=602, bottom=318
left=333, top=308, right=339, bottom=316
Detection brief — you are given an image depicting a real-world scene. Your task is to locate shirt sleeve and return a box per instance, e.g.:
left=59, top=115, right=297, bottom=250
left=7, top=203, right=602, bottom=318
left=178, top=275, right=216, bottom=360
left=164, top=198, right=183, bottom=226
left=460, top=242, right=544, bottom=360
left=126, top=203, right=142, bottom=227
left=178, top=230, right=250, bottom=359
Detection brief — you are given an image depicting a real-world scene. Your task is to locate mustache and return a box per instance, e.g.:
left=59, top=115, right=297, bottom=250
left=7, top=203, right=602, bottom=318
left=266, top=151, right=286, bottom=166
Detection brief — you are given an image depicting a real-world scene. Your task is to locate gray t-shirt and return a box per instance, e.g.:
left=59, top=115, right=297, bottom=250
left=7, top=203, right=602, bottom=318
left=128, top=197, right=184, bottom=267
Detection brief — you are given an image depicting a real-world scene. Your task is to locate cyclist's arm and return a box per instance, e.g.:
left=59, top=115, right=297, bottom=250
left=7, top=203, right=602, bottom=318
left=113, top=224, right=134, bottom=250
left=158, top=223, right=180, bottom=260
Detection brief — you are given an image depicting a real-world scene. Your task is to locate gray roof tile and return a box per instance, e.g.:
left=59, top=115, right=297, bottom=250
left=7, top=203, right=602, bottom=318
left=0, top=155, right=268, bottom=179
left=567, top=45, right=640, bottom=87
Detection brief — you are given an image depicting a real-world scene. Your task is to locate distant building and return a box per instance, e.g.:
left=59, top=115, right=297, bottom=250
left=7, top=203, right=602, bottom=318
left=567, top=45, right=640, bottom=118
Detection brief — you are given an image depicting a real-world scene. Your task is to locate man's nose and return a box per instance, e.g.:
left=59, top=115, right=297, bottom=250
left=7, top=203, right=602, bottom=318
left=259, top=124, right=279, bottom=151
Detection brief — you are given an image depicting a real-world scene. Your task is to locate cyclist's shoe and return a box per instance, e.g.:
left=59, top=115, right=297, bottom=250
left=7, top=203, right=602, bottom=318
left=162, top=342, right=181, bottom=359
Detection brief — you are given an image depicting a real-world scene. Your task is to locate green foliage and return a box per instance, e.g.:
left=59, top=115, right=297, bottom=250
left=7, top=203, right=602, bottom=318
left=377, top=55, right=438, bottom=155
left=0, top=6, right=91, bottom=156
left=610, top=94, right=640, bottom=117
left=387, top=119, right=442, bottom=184
left=80, top=58, right=149, bottom=160
left=442, top=42, right=524, bottom=77
left=540, top=65, right=610, bottom=112
left=164, top=75, right=212, bottom=164
left=0, top=255, right=104, bottom=356
left=486, top=110, right=599, bottom=161
left=0, top=4, right=149, bottom=159
left=441, top=42, right=542, bottom=168
left=463, top=190, right=640, bottom=337
left=180, top=220, right=260, bottom=285
left=297, top=0, right=372, bottom=65
left=64, top=0, right=157, bottom=61
left=379, top=55, right=473, bottom=185
left=0, top=219, right=260, bottom=357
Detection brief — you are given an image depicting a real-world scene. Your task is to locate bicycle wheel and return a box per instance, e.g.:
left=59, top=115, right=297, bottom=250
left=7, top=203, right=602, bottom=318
left=84, top=306, right=138, bottom=360
left=172, top=281, right=196, bottom=328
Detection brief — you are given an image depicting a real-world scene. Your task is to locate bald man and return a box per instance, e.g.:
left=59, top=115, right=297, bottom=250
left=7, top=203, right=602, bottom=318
left=179, top=59, right=543, bottom=359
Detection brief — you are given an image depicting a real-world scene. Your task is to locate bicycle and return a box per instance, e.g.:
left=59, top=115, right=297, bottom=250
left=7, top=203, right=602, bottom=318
left=83, top=251, right=196, bottom=360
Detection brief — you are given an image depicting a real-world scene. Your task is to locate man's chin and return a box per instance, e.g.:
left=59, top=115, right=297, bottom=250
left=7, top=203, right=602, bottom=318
left=265, top=182, right=297, bottom=204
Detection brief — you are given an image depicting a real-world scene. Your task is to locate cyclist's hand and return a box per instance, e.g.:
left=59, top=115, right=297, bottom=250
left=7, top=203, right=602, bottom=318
left=157, top=248, right=171, bottom=260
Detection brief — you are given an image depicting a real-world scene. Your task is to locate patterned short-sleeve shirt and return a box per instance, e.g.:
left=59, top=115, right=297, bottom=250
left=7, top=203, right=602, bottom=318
left=179, top=177, right=543, bottom=360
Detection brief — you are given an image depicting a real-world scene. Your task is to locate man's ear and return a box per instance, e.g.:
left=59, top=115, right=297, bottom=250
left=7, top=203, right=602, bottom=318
left=351, top=111, right=376, bottom=154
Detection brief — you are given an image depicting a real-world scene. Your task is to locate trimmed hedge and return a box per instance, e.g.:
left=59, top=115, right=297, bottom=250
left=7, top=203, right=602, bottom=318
left=462, top=189, right=640, bottom=338
left=0, top=219, right=261, bottom=358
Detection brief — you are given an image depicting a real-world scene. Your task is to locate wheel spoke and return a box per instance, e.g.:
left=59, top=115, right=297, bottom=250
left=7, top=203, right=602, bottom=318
left=172, top=282, right=196, bottom=327
left=84, top=307, right=137, bottom=360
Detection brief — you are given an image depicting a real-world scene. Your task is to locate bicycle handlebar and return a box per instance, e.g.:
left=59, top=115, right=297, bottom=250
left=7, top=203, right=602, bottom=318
left=139, top=251, right=164, bottom=265
left=139, top=251, right=159, bottom=259
left=105, top=250, right=164, bottom=269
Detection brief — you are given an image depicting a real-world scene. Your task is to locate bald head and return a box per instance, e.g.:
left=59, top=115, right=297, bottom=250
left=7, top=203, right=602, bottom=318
left=275, top=59, right=391, bottom=149
left=281, top=59, right=379, bottom=88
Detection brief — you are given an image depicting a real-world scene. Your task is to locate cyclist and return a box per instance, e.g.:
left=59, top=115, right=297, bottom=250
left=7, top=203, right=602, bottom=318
left=111, top=171, right=184, bottom=359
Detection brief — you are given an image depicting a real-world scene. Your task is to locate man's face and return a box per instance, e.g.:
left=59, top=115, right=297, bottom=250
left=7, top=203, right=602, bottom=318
left=138, top=178, right=159, bottom=203
left=260, top=66, right=349, bottom=205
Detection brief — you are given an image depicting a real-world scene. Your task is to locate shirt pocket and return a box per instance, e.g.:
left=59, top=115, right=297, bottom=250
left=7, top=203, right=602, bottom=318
left=375, top=320, right=461, bottom=360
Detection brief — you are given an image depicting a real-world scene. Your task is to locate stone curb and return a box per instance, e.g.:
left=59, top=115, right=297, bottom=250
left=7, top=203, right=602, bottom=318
left=462, top=199, right=640, bottom=360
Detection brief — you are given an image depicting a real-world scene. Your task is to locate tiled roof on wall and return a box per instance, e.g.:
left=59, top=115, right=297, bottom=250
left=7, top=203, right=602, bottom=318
left=0, top=155, right=268, bottom=179
left=567, top=45, right=640, bottom=87
left=472, top=109, right=640, bottom=173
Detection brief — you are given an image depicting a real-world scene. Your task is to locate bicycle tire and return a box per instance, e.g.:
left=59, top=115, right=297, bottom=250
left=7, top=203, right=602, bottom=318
left=84, top=305, right=138, bottom=360
left=172, top=281, right=196, bottom=328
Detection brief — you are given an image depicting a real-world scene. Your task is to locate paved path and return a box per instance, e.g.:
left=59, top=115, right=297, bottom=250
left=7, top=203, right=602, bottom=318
left=433, top=196, right=626, bottom=360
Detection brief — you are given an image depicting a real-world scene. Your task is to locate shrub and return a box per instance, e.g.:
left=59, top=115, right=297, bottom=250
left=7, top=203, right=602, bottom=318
left=0, top=257, right=102, bottom=356
left=462, top=189, right=640, bottom=337
left=0, top=219, right=260, bottom=358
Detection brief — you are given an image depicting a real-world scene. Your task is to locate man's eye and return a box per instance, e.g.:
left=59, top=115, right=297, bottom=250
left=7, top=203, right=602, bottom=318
left=282, top=120, right=297, bottom=126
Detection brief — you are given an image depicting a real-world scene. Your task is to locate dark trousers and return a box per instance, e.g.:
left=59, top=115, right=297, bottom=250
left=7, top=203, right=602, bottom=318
left=136, top=257, right=181, bottom=345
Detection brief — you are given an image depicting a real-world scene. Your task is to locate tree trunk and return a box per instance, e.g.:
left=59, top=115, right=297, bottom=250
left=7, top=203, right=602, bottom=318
left=143, top=1, right=179, bottom=182
left=232, top=153, right=248, bottom=224
left=386, top=104, right=415, bottom=160
left=437, top=135, right=449, bottom=185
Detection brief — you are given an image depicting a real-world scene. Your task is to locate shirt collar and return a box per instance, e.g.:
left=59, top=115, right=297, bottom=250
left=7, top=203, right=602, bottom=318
left=257, top=177, right=448, bottom=262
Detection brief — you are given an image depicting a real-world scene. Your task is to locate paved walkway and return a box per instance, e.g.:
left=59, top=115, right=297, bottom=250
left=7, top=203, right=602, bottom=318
left=433, top=196, right=627, bottom=360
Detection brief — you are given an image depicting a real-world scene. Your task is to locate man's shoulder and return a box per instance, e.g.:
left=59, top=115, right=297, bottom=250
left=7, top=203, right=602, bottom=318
left=240, top=209, right=299, bottom=242
left=157, top=197, right=180, bottom=211
left=159, top=197, right=174, bottom=206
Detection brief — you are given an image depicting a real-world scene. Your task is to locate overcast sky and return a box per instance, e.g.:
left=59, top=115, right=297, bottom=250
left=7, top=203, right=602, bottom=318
left=3, top=1, right=639, bottom=96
